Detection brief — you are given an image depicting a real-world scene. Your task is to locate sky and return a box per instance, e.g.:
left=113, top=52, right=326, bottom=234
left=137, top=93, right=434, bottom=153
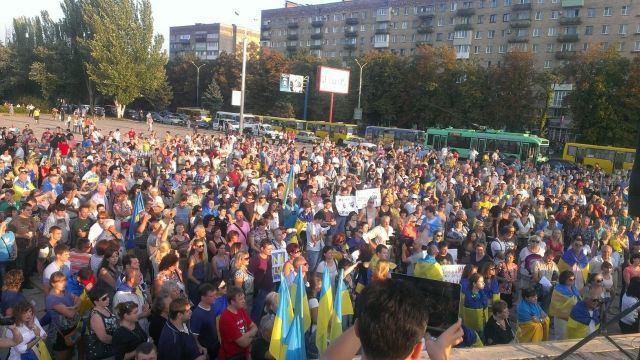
left=0, top=0, right=331, bottom=49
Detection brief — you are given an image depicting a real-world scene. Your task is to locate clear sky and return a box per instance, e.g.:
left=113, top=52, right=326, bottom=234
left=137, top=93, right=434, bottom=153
left=0, top=0, right=330, bottom=49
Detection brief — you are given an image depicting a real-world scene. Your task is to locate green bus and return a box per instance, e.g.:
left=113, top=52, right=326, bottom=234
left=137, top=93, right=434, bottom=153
left=424, top=128, right=549, bottom=163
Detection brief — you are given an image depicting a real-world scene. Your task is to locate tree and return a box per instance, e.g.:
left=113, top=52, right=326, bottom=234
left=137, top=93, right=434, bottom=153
left=201, top=79, right=223, bottom=114
left=80, top=0, right=167, bottom=117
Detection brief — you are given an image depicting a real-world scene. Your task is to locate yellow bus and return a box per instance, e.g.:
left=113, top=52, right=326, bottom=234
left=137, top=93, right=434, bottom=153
left=176, top=107, right=211, bottom=122
left=262, top=116, right=309, bottom=133
left=562, top=142, right=635, bottom=173
left=308, top=121, right=358, bottom=143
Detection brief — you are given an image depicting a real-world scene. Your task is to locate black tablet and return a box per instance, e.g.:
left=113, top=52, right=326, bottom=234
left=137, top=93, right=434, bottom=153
left=391, top=273, right=461, bottom=336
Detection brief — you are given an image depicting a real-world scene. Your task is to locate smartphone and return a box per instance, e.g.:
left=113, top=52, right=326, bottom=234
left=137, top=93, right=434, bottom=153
left=391, top=273, right=460, bottom=336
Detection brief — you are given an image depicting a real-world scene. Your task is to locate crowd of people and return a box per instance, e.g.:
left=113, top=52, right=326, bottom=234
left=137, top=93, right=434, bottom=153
left=0, top=116, right=636, bottom=360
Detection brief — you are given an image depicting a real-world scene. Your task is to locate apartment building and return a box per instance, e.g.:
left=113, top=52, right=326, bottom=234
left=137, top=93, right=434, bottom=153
left=169, top=23, right=260, bottom=60
left=260, top=0, right=640, bottom=70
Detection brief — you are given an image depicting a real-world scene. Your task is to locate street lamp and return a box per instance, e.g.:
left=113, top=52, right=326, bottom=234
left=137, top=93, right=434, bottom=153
left=190, top=61, right=206, bottom=108
left=234, top=11, right=258, bottom=133
left=354, top=58, right=367, bottom=123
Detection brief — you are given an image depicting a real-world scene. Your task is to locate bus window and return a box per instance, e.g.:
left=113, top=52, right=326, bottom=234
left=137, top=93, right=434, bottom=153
left=427, top=134, right=434, bottom=147
left=567, top=145, right=576, bottom=156
left=486, top=139, right=497, bottom=152
left=346, top=126, right=354, bottom=134
left=626, top=152, right=635, bottom=163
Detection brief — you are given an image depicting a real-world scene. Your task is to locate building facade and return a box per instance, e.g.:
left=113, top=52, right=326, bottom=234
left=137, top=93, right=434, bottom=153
left=169, top=23, right=260, bottom=60
left=261, top=0, right=640, bottom=69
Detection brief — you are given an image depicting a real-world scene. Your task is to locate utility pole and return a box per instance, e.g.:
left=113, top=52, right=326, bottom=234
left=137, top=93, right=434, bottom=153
left=354, top=58, right=367, bottom=124
left=190, top=61, right=207, bottom=107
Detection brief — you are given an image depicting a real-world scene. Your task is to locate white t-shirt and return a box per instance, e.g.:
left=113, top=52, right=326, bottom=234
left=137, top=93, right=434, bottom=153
left=43, top=261, right=71, bottom=284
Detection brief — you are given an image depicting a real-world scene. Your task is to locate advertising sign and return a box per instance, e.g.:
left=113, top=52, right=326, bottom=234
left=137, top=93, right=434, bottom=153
left=317, top=66, right=350, bottom=94
left=280, top=74, right=305, bottom=93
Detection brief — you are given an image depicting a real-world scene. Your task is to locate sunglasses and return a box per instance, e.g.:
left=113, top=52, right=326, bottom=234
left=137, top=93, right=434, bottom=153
left=195, top=244, right=204, bottom=248
left=243, top=257, right=250, bottom=260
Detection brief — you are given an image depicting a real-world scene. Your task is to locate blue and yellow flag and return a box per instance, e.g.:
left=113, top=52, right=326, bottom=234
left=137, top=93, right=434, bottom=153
left=330, top=270, right=345, bottom=341
left=126, top=191, right=144, bottom=250
left=282, top=165, right=295, bottom=203
left=289, top=271, right=311, bottom=332
left=316, top=266, right=334, bottom=355
left=285, top=266, right=307, bottom=360
left=269, top=278, right=293, bottom=360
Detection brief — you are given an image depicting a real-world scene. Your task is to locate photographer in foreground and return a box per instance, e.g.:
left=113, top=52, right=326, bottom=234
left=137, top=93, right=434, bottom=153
left=323, top=279, right=463, bottom=360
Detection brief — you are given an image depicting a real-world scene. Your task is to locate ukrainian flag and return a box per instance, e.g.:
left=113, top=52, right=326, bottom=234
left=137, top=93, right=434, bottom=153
left=269, top=278, right=293, bottom=360
left=282, top=165, right=295, bottom=203
left=330, top=270, right=345, bottom=341
left=558, top=250, right=590, bottom=287
left=126, top=191, right=144, bottom=250
left=566, top=300, right=600, bottom=339
left=316, top=266, right=334, bottom=355
left=549, top=284, right=580, bottom=320
left=285, top=266, right=307, bottom=360
left=289, top=270, right=311, bottom=332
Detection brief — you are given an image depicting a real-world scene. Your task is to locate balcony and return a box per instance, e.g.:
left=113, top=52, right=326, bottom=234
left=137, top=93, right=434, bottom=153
left=260, top=34, right=271, bottom=41
left=561, top=0, right=584, bottom=7
left=415, top=40, right=430, bottom=47
left=346, top=17, right=359, bottom=25
left=559, top=16, right=582, bottom=25
left=310, top=44, right=322, bottom=50
left=417, top=25, right=435, bottom=34
left=179, top=38, right=190, bottom=43
left=375, top=27, right=390, bottom=34
left=508, top=35, right=529, bottom=43
left=286, top=44, right=298, bottom=51
left=512, top=3, right=532, bottom=11
left=376, top=13, right=391, bottom=22
left=454, top=23, right=473, bottom=31
left=287, top=22, right=299, bottom=29
left=557, top=33, right=579, bottom=42
left=456, top=8, right=476, bottom=17
left=344, top=29, right=358, bottom=37
left=261, top=24, right=271, bottom=31
left=287, top=33, right=299, bottom=41
left=344, top=43, right=357, bottom=50
left=418, top=12, right=435, bottom=20
left=509, top=19, right=531, bottom=28
left=374, top=39, right=389, bottom=48
left=311, top=32, right=323, bottom=39
left=311, top=20, right=324, bottom=27
left=555, top=50, right=576, bottom=59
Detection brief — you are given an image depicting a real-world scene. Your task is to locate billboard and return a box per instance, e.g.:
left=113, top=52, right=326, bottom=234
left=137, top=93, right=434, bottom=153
left=280, top=74, right=305, bottom=93
left=317, top=66, right=350, bottom=94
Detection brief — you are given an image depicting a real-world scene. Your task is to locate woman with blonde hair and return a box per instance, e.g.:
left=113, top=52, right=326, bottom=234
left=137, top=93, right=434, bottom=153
left=233, top=250, right=255, bottom=313
left=186, top=237, right=210, bottom=305
left=150, top=241, right=172, bottom=277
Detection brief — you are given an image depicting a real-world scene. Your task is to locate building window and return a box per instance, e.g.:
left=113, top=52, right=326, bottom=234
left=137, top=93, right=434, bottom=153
left=505, top=0, right=512, bottom=5
left=438, top=16, right=445, bottom=26
left=474, top=45, right=480, bottom=54
left=587, top=8, right=596, bottom=17
left=451, top=2, right=458, bottom=11
left=533, top=28, right=540, bottom=37
left=535, top=11, right=543, bottom=20
left=503, top=13, right=510, bottom=22
left=561, top=43, right=574, bottom=51
left=601, top=42, right=609, bottom=49
left=490, top=14, right=497, bottom=23
left=634, top=41, right=640, bottom=51
left=499, top=44, right=506, bottom=53
left=532, top=43, right=538, bottom=52
left=583, top=42, right=589, bottom=50
left=620, top=24, right=627, bottom=35
left=544, top=60, right=551, bottom=69
left=602, top=25, right=609, bottom=35
left=360, top=25, right=366, bottom=32
left=486, top=45, right=493, bottom=53
left=478, top=15, right=484, bottom=24
left=475, top=31, right=482, bottom=39
left=603, top=7, right=612, bottom=16
left=374, top=34, right=389, bottom=42
left=401, top=21, right=408, bottom=29
left=548, top=27, right=556, bottom=36
left=551, top=11, right=559, bottom=19
left=618, top=42, right=625, bottom=51
left=622, top=6, right=630, bottom=16
left=488, top=30, right=495, bottom=38
left=436, top=33, right=444, bottom=41
left=546, top=43, right=554, bottom=52
left=448, top=32, right=455, bottom=40
left=179, top=34, right=190, bottom=40
left=491, top=0, right=498, bottom=7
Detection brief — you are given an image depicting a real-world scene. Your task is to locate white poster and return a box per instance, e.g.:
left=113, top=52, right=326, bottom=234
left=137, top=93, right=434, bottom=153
left=355, top=188, right=382, bottom=209
left=271, top=249, right=289, bottom=283
left=335, top=195, right=358, bottom=216
left=317, top=66, right=350, bottom=94
left=441, top=264, right=466, bottom=284
left=231, top=90, right=241, bottom=106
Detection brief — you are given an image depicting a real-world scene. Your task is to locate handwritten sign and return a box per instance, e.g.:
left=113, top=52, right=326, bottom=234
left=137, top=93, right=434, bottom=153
left=355, top=188, right=381, bottom=209
left=441, top=265, right=466, bottom=284
left=335, top=195, right=358, bottom=216
left=271, top=249, right=289, bottom=283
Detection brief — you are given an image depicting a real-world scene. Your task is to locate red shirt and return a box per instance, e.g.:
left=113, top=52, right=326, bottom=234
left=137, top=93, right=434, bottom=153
left=58, top=142, right=70, bottom=156
left=218, top=307, right=252, bottom=360
left=127, top=130, right=136, bottom=140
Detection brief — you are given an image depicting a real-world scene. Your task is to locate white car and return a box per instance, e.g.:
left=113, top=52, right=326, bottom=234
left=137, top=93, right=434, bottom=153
left=296, top=131, right=321, bottom=144
left=343, top=137, right=377, bottom=150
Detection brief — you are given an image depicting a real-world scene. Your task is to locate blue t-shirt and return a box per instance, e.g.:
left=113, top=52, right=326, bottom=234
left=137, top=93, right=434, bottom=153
left=45, top=292, right=75, bottom=328
left=190, top=305, right=218, bottom=349
left=0, top=290, right=26, bottom=315
left=213, top=297, right=228, bottom=317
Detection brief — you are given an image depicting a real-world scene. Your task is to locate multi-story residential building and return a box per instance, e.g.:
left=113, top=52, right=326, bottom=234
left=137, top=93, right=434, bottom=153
left=169, top=23, right=260, bottom=60
left=261, top=0, right=639, bottom=69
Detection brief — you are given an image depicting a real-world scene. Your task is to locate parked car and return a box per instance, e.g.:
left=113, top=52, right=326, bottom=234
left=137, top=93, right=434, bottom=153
left=125, top=109, right=140, bottom=120
left=150, top=112, right=165, bottom=123
left=296, top=131, right=321, bottom=144
left=343, top=136, right=377, bottom=150
left=104, top=105, right=117, bottom=117
left=94, top=107, right=105, bottom=117
left=163, top=115, right=186, bottom=126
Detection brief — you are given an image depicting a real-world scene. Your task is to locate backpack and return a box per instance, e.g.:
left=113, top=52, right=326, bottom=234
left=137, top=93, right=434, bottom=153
left=0, top=232, right=15, bottom=262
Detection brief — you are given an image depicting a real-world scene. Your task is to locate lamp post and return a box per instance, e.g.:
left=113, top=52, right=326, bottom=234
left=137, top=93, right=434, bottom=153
left=234, top=11, right=257, bottom=134
left=190, top=61, right=206, bottom=107
left=354, top=58, right=367, bottom=123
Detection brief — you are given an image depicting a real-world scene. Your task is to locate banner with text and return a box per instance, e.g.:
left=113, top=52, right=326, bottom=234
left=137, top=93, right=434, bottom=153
left=271, top=249, right=289, bottom=283
left=355, top=188, right=382, bottom=209
left=441, top=265, right=466, bottom=284
left=335, top=195, right=358, bottom=216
